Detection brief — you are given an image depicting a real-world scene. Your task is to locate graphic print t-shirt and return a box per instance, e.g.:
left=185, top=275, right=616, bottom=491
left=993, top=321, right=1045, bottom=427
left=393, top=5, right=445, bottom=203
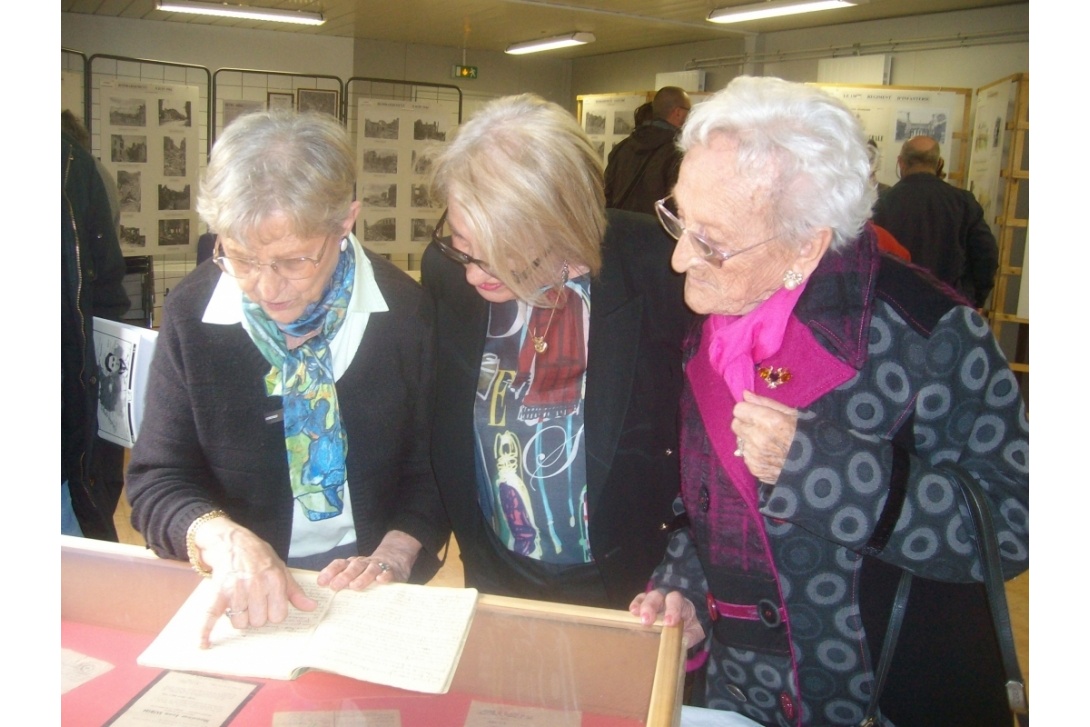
left=473, top=275, right=591, bottom=565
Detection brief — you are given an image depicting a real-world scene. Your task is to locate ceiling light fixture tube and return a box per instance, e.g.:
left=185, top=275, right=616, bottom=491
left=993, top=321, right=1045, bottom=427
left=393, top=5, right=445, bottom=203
left=156, top=0, right=326, bottom=26
left=707, top=0, right=864, bottom=25
left=505, top=32, right=596, bottom=55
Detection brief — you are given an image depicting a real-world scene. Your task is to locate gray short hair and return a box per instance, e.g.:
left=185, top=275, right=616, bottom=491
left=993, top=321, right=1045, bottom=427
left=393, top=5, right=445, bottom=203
left=430, top=94, right=605, bottom=304
left=678, top=76, right=875, bottom=251
left=197, top=111, right=356, bottom=242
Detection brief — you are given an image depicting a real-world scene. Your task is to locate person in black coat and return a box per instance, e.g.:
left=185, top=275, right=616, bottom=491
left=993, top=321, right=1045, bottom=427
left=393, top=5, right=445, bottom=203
left=873, top=135, right=999, bottom=307
left=422, top=94, right=694, bottom=609
left=61, top=131, right=129, bottom=540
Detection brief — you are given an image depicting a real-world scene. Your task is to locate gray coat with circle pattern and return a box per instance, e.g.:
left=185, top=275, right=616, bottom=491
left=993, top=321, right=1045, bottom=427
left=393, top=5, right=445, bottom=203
left=651, top=226, right=1028, bottom=727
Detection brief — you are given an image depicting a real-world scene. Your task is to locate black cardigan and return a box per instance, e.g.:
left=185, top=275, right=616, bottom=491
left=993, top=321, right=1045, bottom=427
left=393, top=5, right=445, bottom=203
left=128, top=250, right=449, bottom=582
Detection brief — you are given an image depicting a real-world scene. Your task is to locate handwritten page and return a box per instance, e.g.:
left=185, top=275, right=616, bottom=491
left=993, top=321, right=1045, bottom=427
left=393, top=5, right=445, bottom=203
left=138, top=576, right=337, bottom=680
left=308, top=578, right=479, bottom=693
left=138, top=569, right=478, bottom=693
left=62, top=648, right=114, bottom=694
left=103, top=671, right=258, bottom=726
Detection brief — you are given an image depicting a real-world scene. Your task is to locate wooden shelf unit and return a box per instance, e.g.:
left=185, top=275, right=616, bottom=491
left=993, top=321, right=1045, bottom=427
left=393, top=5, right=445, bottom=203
left=986, top=73, right=1029, bottom=395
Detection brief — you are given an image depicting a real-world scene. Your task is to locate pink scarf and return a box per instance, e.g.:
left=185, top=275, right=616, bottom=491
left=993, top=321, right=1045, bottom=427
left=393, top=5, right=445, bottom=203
left=705, top=282, right=808, bottom=401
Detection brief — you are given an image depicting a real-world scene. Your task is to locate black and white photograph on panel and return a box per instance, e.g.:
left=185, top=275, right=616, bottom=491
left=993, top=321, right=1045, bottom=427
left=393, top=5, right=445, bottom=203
left=297, top=88, right=339, bottom=117
left=110, top=97, right=147, bottom=127
left=361, top=183, right=397, bottom=209
left=158, top=182, right=191, bottom=212
left=362, top=148, right=398, bottom=175
left=120, top=225, right=146, bottom=249
left=112, top=135, right=148, bottom=164
left=158, top=218, right=190, bottom=247
left=163, top=136, right=186, bottom=177
left=118, top=171, right=142, bottom=214
left=158, top=98, right=192, bottom=127
left=364, top=115, right=400, bottom=140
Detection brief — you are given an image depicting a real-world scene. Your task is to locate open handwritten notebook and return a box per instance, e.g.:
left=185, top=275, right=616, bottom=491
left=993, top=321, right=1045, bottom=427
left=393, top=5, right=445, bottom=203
left=138, top=569, right=478, bottom=694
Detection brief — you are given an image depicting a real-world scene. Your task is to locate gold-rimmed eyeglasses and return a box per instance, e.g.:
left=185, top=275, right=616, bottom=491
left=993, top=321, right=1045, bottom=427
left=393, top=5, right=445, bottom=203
left=213, top=234, right=338, bottom=280
left=654, top=195, right=780, bottom=267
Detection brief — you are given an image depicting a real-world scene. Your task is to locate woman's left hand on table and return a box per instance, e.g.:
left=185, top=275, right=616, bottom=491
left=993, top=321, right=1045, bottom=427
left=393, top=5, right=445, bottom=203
left=317, top=530, right=423, bottom=591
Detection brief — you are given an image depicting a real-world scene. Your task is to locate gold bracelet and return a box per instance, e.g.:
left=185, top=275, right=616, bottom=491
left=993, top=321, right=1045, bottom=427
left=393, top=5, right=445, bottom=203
left=185, top=509, right=228, bottom=577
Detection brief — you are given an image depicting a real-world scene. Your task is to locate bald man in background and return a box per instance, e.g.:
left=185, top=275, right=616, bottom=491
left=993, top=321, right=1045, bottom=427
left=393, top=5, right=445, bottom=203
left=604, top=86, right=691, bottom=217
left=874, top=135, right=998, bottom=308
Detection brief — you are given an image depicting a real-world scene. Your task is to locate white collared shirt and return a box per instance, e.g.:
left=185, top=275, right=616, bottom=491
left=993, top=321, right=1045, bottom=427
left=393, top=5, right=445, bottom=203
left=202, top=233, right=388, bottom=558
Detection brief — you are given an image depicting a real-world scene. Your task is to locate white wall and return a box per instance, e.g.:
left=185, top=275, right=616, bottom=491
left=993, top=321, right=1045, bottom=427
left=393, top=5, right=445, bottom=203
left=572, top=5, right=1028, bottom=96
left=61, top=14, right=355, bottom=81
left=757, top=5, right=1028, bottom=89
left=62, top=6, right=1026, bottom=110
left=351, top=38, right=572, bottom=114
left=61, top=13, right=573, bottom=112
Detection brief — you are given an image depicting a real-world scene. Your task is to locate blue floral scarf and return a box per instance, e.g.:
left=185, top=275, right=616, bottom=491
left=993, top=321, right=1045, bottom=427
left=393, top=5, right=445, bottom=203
left=242, top=242, right=355, bottom=521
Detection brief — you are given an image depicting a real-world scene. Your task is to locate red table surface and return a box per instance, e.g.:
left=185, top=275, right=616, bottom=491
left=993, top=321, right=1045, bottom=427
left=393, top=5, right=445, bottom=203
left=62, top=620, right=642, bottom=727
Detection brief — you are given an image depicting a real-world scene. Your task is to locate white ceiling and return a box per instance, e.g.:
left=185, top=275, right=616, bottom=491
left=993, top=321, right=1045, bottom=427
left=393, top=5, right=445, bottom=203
left=62, top=0, right=1027, bottom=60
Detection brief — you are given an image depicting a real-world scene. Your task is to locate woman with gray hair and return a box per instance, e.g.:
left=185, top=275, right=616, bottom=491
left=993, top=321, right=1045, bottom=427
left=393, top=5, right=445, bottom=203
left=630, top=77, right=1028, bottom=725
left=128, top=111, right=448, bottom=646
left=422, top=94, right=693, bottom=608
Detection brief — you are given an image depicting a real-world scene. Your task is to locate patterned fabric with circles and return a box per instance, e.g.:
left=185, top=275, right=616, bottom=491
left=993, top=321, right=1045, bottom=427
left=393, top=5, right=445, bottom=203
left=650, top=267, right=1028, bottom=726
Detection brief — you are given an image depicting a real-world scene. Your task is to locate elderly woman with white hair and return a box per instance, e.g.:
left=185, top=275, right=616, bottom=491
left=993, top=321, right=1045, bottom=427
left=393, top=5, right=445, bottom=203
left=631, top=77, right=1028, bottom=726
left=128, top=111, right=448, bottom=646
left=422, top=94, right=693, bottom=609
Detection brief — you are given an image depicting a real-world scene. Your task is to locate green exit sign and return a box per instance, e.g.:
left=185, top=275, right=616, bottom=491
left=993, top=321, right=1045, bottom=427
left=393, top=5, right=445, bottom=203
left=452, top=65, right=478, bottom=80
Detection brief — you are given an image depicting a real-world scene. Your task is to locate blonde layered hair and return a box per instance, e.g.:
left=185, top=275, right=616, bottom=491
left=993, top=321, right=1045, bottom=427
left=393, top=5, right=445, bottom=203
left=430, top=94, right=605, bottom=304
left=197, top=111, right=357, bottom=243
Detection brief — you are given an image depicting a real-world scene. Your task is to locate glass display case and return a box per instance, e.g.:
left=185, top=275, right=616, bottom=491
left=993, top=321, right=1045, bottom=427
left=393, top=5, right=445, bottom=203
left=62, top=537, right=684, bottom=727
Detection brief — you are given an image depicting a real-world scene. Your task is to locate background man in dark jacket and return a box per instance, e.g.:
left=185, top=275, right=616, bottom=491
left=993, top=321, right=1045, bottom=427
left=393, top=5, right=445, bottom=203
left=874, top=135, right=999, bottom=307
left=604, top=86, right=691, bottom=216
left=62, top=131, right=130, bottom=539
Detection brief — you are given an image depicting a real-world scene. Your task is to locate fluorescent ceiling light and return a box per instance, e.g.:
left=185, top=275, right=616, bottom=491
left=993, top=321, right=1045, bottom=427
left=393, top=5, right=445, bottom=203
left=156, top=1, right=326, bottom=26
left=506, top=32, right=596, bottom=55
left=708, top=0, right=865, bottom=25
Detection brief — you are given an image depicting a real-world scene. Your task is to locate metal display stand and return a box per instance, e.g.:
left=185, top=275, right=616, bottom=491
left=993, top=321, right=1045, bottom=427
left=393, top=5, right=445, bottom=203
left=62, top=47, right=86, bottom=122
left=85, top=54, right=212, bottom=327
left=211, top=68, right=344, bottom=143
left=345, top=77, right=462, bottom=270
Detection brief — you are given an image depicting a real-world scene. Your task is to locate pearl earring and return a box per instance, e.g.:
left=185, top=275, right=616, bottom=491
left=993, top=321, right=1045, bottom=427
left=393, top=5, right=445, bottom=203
left=783, top=270, right=804, bottom=290
left=340, top=237, right=349, bottom=252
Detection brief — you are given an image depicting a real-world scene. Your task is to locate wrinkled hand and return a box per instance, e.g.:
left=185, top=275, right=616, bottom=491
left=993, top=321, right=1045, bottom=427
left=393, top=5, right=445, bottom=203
left=630, top=590, right=705, bottom=649
left=316, top=530, right=423, bottom=591
left=732, top=390, right=799, bottom=484
left=195, top=518, right=317, bottom=649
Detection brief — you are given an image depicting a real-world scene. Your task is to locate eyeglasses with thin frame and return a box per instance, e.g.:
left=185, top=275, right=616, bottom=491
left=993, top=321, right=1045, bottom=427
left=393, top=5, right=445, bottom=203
left=655, top=195, right=780, bottom=267
left=430, top=210, right=495, bottom=277
left=213, top=234, right=337, bottom=280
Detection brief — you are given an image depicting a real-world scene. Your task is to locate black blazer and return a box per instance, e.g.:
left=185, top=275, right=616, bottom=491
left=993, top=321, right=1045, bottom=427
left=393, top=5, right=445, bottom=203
left=422, top=209, right=694, bottom=607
